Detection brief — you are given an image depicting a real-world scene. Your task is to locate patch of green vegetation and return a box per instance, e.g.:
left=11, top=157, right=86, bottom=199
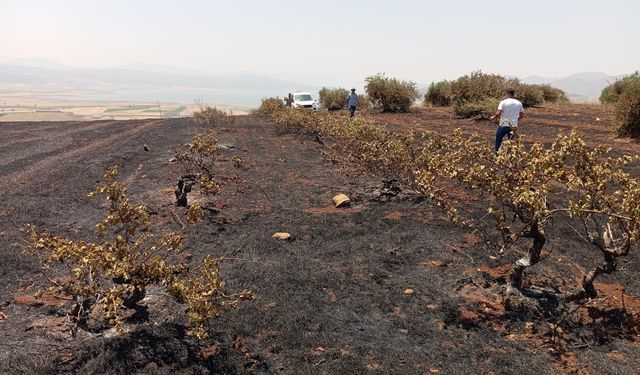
left=104, top=105, right=154, bottom=113
left=142, top=106, right=186, bottom=118
left=163, top=106, right=186, bottom=118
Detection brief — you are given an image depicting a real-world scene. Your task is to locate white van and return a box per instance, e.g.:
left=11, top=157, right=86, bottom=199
left=291, top=92, right=319, bottom=111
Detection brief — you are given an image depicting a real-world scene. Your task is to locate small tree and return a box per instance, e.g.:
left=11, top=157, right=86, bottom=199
left=319, top=87, right=350, bottom=110
left=537, top=84, right=568, bottom=103
left=600, top=72, right=640, bottom=104
left=255, top=97, right=285, bottom=117
left=365, top=74, right=419, bottom=112
left=449, top=71, right=507, bottom=104
left=424, top=80, right=453, bottom=107
left=513, top=82, right=545, bottom=107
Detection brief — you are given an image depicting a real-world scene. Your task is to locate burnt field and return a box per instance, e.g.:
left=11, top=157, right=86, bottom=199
left=1, top=105, right=639, bottom=374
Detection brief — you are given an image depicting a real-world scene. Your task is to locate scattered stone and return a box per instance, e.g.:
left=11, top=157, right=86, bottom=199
left=169, top=157, right=177, bottom=163
left=272, top=232, right=291, bottom=241
left=143, top=144, right=150, bottom=151
left=404, top=288, right=415, bottom=295
left=332, top=194, right=351, bottom=208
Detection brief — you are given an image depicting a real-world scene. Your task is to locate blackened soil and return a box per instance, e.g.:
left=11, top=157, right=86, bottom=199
left=0, top=109, right=639, bottom=374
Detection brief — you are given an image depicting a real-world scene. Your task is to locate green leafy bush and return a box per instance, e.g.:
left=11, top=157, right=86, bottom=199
left=255, top=97, right=285, bottom=117
left=453, top=97, right=501, bottom=120
left=613, top=77, right=640, bottom=137
left=319, top=87, right=350, bottom=110
left=600, top=72, right=640, bottom=104
left=357, top=94, right=371, bottom=110
left=450, top=71, right=508, bottom=104
left=365, top=74, right=419, bottom=112
left=537, top=84, right=568, bottom=103
left=513, top=83, right=545, bottom=107
left=425, top=80, right=453, bottom=106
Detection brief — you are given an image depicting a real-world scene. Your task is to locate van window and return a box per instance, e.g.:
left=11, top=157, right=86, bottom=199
left=294, top=94, right=312, bottom=101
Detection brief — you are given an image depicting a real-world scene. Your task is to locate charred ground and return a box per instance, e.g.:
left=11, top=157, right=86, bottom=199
left=0, top=105, right=639, bottom=374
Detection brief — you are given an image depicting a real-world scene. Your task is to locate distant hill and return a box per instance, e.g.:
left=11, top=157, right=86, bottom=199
left=523, top=72, right=630, bottom=102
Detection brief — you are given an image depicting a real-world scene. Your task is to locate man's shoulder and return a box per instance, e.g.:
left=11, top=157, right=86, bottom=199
left=501, top=98, right=522, bottom=106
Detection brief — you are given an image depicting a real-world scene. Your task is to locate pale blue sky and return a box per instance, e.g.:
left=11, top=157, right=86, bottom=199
left=1, top=0, right=638, bottom=86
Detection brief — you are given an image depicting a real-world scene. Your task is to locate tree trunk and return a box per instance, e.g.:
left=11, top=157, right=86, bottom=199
left=508, top=221, right=546, bottom=291
left=564, top=252, right=616, bottom=302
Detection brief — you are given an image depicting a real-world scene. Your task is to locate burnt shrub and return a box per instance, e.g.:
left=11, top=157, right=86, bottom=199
left=193, top=106, right=235, bottom=127
left=425, top=80, right=453, bottom=107
left=319, top=87, right=350, bottom=110
left=365, top=74, right=419, bottom=112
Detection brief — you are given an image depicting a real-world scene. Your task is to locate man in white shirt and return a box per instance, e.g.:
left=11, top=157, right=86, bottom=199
left=490, top=88, right=524, bottom=152
left=346, top=88, right=359, bottom=119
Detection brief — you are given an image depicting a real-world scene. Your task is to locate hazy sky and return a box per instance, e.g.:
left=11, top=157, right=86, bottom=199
left=1, top=0, right=638, bottom=86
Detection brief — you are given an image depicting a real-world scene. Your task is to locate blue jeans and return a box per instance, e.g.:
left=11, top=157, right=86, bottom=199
left=495, top=126, right=514, bottom=152
left=349, top=105, right=357, bottom=118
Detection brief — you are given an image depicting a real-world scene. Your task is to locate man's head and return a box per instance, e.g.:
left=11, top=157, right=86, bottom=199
left=351, top=88, right=356, bottom=93
left=505, top=88, right=515, bottom=98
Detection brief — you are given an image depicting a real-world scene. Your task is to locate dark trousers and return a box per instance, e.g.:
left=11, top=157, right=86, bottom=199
left=495, top=126, right=514, bottom=152
left=349, top=105, right=357, bottom=118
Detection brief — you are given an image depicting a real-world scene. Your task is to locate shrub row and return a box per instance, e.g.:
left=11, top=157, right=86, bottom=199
left=267, top=107, right=640, bottom=305
left=425, top=71, right=568, bottom=119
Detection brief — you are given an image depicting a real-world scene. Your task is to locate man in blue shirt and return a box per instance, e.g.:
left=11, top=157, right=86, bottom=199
left=347, top=88, right=359, bottom=119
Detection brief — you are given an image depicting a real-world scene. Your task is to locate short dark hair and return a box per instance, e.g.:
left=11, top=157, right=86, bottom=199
left=506, top=88, right=515, bottom=96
